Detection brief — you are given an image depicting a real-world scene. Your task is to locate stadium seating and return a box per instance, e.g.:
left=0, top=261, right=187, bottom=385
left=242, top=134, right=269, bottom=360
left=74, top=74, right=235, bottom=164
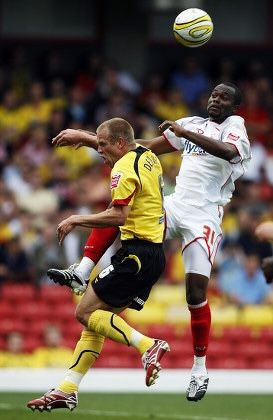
left=239, top=305, right=273, bottom=327
left=0, top=284, right=273, bottom=369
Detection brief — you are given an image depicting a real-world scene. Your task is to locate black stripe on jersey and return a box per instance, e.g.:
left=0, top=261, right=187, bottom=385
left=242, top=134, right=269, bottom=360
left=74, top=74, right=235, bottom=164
left=110, top=313, right=130, bottom=346
left=133, top=146, right=147, bottom=190
left=69, top=349, right=100, bottom=369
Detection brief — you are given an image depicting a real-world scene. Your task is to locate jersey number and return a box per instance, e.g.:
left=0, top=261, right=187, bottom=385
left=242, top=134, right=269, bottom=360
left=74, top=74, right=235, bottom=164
left=203, top=225, right=215, bottom=246
left=98, top=264, right=114, bottom=279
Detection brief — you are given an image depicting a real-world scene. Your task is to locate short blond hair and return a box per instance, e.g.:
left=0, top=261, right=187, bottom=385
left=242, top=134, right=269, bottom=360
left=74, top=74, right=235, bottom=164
left=97, top=118, right=135, bottom=144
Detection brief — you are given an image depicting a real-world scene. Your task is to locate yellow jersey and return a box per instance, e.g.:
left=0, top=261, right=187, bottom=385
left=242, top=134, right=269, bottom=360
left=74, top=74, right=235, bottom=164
left=110, top=145, right=164, bottom=243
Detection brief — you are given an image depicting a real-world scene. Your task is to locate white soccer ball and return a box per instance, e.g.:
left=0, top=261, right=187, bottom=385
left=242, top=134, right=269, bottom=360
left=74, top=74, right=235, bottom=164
left=173, top=8, right=213, bottom=48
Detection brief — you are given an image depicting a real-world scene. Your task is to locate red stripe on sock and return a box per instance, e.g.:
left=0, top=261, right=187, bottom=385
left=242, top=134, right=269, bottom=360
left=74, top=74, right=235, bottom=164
left=189, top=302, right=211, bottom=357
left=83, top=227, right=119, bottom=264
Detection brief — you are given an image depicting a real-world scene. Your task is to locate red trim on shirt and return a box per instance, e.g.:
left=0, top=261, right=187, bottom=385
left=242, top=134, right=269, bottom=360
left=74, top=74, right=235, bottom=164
left=112, top=189, right=136, bottom=206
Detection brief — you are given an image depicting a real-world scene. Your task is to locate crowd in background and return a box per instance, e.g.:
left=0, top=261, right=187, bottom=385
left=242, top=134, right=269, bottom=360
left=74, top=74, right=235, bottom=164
left=1, top=46, right=273, bottom=312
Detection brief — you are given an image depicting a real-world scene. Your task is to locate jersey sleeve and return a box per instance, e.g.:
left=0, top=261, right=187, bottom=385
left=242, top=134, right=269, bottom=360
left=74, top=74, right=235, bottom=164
left=110, top=159, right=138, bottom=206
left=163, top=117, right=193, bottom=150
left=222, top=119, right=251, bottom=164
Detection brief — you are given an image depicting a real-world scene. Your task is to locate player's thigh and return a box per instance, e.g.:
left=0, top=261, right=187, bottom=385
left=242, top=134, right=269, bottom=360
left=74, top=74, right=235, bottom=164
left=183, top=240, right=212, bottom=277
left=76, top=282, right=114, bottom=315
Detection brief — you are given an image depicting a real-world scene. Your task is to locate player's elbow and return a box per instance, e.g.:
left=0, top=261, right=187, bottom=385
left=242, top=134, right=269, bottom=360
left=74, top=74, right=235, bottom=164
left=223, top=144, right=239, bottom=162
left=115, top=215, right=127, bottom=226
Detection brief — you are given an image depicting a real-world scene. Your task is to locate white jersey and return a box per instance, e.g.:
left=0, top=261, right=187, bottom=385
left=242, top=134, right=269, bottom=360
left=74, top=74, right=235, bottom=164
left=164, top=115, right=251, bottom=207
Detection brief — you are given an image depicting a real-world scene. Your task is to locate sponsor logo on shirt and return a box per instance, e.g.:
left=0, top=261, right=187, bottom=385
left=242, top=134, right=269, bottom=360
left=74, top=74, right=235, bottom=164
left=227, top=132, right=240, bottom=142
left=184, top=140, right=206, bottom=156
left=111, top=172, right=123, bottom=189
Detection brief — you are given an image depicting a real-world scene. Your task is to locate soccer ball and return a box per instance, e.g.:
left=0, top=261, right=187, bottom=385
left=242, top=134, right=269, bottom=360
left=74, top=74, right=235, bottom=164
left=173, top=8, right=213, bottom=48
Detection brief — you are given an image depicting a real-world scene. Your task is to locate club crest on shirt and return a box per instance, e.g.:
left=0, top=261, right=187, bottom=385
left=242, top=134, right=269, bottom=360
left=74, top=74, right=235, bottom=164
left=227, top=132, right=240, bottom=142
left=111, top=172, right=123, bottom=189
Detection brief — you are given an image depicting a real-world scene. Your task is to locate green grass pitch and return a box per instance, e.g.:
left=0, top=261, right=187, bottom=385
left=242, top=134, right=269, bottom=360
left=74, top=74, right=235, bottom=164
left=0, top=392, right=272, bottom=420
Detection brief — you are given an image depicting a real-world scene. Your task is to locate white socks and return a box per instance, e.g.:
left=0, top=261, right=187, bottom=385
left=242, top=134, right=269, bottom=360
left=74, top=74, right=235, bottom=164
left=191, top=355, right=207, bottom=376
left=76, top=257, right=95, bottom=282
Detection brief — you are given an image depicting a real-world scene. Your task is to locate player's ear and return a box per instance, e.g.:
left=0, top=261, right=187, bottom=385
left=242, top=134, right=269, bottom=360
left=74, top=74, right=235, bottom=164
left=117, top=136, right=126, bottom=149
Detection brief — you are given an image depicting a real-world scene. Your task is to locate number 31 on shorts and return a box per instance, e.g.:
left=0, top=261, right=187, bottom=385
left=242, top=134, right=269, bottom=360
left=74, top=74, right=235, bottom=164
left=203, top=225, right=216, bottom=246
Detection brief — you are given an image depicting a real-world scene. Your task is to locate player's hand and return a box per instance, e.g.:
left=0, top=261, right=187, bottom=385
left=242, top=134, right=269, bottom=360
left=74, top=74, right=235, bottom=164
left=52, top=129, right=96, bottom=149
left=57, top=215, right=77, bottom=245
left=255, top=221, right=273, bottom=242
left=261, top=256, right=273, bottom=284
left=159, top=120, right=186, bottom=137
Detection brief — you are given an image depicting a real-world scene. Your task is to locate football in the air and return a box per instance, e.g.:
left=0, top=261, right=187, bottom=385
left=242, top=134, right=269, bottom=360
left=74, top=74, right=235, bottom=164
left=173, top=8, right=213, bottom=48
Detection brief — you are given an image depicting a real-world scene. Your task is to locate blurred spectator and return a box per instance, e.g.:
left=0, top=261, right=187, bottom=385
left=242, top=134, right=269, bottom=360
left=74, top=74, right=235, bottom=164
left=21, top=123, right=51, bottom=168
left=95, top=88, right=133, bottom=125
left=0, top=331, right=31, bottom=367
left=154, top=88, right=190, bottom=121
left=221, top=206, right=272, bottom=261
left=74, top=53, right=102, bottom=95
left=218, top=253, right=273, bottom=306
left=0, top=89, right=25, bottom=142
left=238, top=85, right=271, bottom=147
left=20, top=80, right=56, bottom=129
left=31, top=222, right=68, bottom=285
left=169, top=56, right=210, bottom=107
left=32, top=324, right=73, bottom=368
left=0, top=235, right=34, bottom=283
left=66, top=85, right=89, bottom=125
left=16, top=166, right=59, bottom=215
left=48, top=108, right=67, bottom=139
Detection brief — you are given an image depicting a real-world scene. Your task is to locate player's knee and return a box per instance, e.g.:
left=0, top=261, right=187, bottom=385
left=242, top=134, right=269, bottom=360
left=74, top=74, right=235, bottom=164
left=186, top=273, right=208, bottom=305
left=186, top=289, right=206, bottom=305
left=75, top=306, right=89, bottom=327
left=186, top=283, right=207, bottom=305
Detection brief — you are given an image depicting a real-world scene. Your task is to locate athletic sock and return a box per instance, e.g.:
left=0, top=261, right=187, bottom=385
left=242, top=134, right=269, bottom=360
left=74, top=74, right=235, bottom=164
left=191, top=355, right=207, bottom=376
left=76, top=257, right=95, bottom=282
left=188, top=300, right=211, bottom=361
left=88, top=309, right=154, bottom=355
left=83, top=227, right=119, bottom=264
left=58, top=330, right=105, bottom=393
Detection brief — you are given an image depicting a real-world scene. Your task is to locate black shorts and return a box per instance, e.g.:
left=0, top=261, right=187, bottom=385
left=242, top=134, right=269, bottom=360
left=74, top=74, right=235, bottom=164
left=92, top=239, right=165, bottom=311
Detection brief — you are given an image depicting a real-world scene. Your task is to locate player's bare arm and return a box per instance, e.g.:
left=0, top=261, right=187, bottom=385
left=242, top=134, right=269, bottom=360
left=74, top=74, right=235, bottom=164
left=57, top=205, right=130, bottom=245
left=159, top=120, right=238, bottom=161
left=52, top=129, right=98, bottom=150
left=137, top=135, right=175, bottom=155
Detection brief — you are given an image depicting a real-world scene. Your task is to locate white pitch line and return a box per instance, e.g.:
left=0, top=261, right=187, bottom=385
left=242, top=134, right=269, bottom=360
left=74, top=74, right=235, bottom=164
left=0, top=403, right=246, bottom=420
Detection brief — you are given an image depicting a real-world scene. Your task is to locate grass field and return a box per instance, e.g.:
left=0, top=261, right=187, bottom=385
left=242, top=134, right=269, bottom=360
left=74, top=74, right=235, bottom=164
left=0, top=392, right=272, bottom=420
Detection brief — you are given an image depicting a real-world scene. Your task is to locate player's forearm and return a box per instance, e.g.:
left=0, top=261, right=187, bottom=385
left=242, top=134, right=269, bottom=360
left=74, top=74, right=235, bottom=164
left=77, top=130, right=98, bottom=150
left=71, top=208, right=126, bottom=229
left=183, top=130, right=237, bottom=161
left=136, top=136, right=173, bottom=155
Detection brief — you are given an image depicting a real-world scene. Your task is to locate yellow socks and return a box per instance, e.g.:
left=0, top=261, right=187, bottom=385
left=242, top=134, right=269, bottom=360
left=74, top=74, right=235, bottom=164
left=58, top=330, right=104, bottom=393
left=88, top=309, right=154, bottom=355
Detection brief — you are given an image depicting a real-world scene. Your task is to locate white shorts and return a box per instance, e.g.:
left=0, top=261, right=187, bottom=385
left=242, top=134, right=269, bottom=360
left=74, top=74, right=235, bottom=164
left=164, top=194, right=223, bottom=274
